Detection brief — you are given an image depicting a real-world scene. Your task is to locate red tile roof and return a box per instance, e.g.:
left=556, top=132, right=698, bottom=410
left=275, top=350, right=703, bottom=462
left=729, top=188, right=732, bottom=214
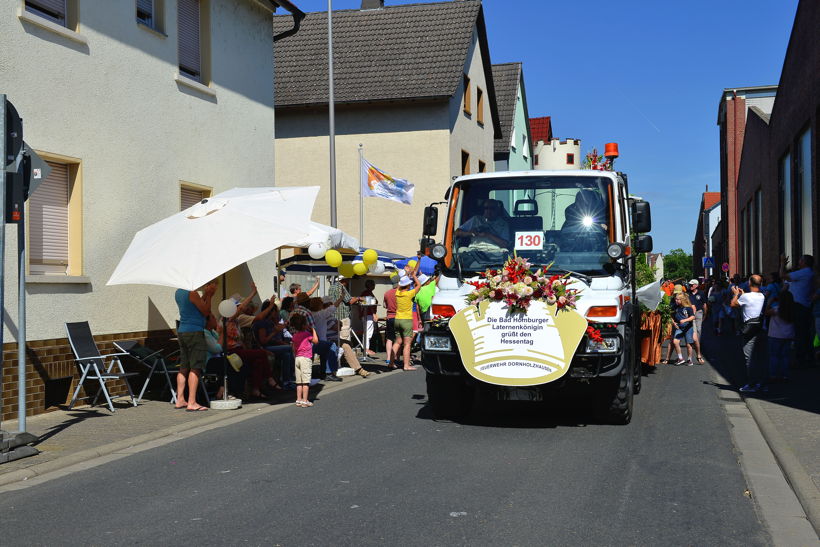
left=529, top=116, right=552, bottom=144
left=702, top=192, right=720, bottom=211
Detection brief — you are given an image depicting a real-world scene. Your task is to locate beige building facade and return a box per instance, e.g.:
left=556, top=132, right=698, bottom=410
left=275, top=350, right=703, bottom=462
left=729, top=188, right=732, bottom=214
left=273, top=0, right=500, bottom=256
left=0, top=0, right=286, bottom=419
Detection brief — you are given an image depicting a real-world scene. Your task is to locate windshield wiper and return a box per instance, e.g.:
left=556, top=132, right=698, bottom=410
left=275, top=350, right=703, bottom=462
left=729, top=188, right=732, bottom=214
left=546, top=269, right=592, bottom=286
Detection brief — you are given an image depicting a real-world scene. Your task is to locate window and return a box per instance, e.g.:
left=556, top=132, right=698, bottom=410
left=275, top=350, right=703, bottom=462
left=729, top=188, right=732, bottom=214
left=461, top=150, right=470, bottom=176
left=178, top=0, right=205, bottom=82
left=462, top=74, right=471, bottom=116
left=28, top=157, right=82, bottom=276
left=780, top=152, right=792, bottom=258
left=478, top=160, right=486, bottom=173
left=522, top=133, right=528, bottom=159
left=511, top=126, right=517, bottom=151
left=566, top=153, right=575, bottom=165
left=25, top=0, right=67, bottom=26
left=180, top=183, right=211, bottom=211
left=796, top=128, right=813, bottom=256
left=476, top=87, right=484, bottom=126
left=755, top=189, right=762, bottom=273
left=137, top=0, right=154, bottom=26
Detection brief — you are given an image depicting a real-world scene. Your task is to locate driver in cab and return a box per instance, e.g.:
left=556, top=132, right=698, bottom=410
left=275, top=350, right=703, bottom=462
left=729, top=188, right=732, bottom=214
left=455, top=199, right=510, bottom=251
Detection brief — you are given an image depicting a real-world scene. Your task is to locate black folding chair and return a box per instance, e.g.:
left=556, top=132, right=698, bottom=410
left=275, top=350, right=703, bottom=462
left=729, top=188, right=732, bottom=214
left=114, top=340, right=179, bottom=404
left=66, top=322, right=140, bottom=412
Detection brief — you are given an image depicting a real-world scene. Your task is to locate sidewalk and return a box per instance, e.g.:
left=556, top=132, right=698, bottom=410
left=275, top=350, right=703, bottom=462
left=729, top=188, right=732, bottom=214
left=697, top=317, right=820, bottom=535
left=0, top=354, right=395, bottom=487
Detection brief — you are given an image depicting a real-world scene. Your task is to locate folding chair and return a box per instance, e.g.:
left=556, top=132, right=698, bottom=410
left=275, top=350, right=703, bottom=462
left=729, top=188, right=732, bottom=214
left=113, top=340, right=178, bottom=404
left=66, top=322, right=140, bottom=412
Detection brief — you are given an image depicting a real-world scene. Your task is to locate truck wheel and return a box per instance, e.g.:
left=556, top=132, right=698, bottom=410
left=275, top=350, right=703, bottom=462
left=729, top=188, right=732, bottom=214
left=598, top=346, right=634, bottom=425
left=426, top=374, right=473, bottom=420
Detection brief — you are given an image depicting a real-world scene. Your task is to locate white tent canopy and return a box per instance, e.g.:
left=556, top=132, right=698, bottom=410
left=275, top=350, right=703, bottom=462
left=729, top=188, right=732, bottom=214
left=284, top=221, right=359, bottom=251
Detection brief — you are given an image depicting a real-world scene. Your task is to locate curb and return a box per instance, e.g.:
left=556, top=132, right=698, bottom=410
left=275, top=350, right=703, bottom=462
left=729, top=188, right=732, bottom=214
left=710, top=363, right=820, bottom=538
left=745, top=396, right=820, bottom=537
left=0, top=368, right=395, bottom=490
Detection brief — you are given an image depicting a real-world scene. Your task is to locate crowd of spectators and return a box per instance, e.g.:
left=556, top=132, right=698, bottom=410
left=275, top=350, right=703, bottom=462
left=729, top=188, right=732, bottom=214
left=659, top=253, right=818, bottom=394
left=172, top=260, right=440, bottom=409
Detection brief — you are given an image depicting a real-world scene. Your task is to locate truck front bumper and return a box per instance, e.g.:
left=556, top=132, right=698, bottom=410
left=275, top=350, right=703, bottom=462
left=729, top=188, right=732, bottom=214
left=420, top=325, right=626, bottom=379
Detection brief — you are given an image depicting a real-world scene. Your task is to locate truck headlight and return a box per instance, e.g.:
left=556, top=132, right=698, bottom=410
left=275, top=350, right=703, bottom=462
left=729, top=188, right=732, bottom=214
left=424, top=335, right=452, bottom=352
left=585, top=336, right=620, bottom=353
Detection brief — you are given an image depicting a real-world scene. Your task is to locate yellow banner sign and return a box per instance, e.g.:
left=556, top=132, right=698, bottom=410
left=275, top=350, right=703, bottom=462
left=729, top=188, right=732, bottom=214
left=449, top=300, right=588, bottom=386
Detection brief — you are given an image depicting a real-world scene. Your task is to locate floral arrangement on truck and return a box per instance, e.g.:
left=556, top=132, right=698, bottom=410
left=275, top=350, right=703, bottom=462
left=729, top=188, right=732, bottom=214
left=463, top=255, right=603, bottom=341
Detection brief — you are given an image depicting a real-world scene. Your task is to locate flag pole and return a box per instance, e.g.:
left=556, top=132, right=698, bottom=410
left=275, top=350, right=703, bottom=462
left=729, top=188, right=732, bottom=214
left=359, top=143, right=364, bottom=247
left=328, top=0, right=337, bottom=228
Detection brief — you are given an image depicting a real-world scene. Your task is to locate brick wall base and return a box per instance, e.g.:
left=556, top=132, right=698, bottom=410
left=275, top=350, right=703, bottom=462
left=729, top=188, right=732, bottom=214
left=1, top=329, right=176, bottom=422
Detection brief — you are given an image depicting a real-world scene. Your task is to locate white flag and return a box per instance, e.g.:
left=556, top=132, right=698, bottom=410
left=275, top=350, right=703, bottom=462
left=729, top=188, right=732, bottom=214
left=361, top=158, right=414, bottom=205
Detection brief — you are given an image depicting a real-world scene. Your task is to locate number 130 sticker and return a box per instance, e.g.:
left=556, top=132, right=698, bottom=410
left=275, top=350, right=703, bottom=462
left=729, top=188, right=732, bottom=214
left=514, top=231, right=543, bottom=251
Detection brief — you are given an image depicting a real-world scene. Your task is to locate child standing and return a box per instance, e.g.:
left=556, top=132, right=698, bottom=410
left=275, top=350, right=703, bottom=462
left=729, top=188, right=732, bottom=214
left=766, top=290, right=795, bottom=382
left=671, top=293, right=696, bottom=365
left=290, top=313, right=318, bottom=408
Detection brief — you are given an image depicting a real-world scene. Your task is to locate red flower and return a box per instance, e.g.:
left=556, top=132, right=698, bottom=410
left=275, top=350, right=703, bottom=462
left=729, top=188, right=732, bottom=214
left=586, top=326, right=604, bottom=343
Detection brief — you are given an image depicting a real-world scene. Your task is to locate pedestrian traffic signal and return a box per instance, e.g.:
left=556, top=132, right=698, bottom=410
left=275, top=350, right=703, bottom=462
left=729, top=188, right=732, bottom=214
left=4, top=98, right=23, bottom=169
left=5, top=153, right=28, bottom=223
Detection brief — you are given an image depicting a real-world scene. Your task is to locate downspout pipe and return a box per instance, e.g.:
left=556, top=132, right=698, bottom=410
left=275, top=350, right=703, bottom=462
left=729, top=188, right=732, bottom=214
left=272, top=0, right=306, bottom=42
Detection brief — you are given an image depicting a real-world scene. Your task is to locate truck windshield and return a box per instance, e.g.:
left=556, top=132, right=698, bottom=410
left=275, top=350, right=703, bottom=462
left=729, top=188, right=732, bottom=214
left=448, top=175, right=613, bottom=275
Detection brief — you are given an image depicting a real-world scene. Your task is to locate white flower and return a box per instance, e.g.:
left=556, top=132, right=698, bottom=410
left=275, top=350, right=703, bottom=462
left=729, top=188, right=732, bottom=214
left=523, top=276, right=533, bottom=284
left=493, top=275, right=502, bottom=284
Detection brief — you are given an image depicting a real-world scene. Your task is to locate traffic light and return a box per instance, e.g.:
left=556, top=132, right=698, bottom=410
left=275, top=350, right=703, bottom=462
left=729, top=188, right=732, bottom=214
left=5, top=98, right=23, bottom=169
left=5, top=153, right=28, bottom=223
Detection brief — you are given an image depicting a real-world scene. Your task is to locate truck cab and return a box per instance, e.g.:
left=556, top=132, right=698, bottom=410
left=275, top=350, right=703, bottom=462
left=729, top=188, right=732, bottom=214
left=420, top=169, right=652, bottom=423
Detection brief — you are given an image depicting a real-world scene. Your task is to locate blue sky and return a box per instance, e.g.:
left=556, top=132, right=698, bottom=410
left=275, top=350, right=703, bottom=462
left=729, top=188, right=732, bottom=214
left=303, top=0, right=799, bottom=254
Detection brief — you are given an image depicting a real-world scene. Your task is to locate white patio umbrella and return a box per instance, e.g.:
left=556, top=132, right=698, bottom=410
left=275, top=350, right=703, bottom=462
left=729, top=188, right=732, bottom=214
left=107, top=186, right=319, bottom=290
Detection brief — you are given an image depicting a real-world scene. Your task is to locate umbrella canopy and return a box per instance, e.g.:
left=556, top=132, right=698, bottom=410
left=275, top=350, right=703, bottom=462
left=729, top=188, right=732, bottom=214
left=107, top=186, right=319, bottom=290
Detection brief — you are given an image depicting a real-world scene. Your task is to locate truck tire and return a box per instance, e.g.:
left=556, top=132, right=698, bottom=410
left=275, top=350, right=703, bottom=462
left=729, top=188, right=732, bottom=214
left=598, top=342, right=634, bottom=425
left=426, top=374, right=473, bottom=420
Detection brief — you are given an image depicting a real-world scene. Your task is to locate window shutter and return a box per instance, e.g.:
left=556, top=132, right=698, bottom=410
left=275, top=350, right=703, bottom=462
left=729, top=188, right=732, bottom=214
left=25, top=0, right=67, bottom=25
left=181, top=187, right=206, bottom=210
left=137, top=0, right=154, bottom=25
left=178, top=0, right=201, bottom=80
left=29, top=161, right=69, bottom=275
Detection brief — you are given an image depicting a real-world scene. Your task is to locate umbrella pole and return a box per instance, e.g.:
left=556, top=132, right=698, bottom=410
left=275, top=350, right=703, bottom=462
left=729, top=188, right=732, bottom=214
left=222, top=273, right=228, bottom=402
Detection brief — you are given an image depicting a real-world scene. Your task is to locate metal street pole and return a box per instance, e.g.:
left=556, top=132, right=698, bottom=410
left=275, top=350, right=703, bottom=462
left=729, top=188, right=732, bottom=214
left=0, top=94, right=6, bottom=434
left=17, top=178, right=26, bottom=431
left=327, top=0, right=337, bottom=228
left=359, top=144, right=364, bottom=247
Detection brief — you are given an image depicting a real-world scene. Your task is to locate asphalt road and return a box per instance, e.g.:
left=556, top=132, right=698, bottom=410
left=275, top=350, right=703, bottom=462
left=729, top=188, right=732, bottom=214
left=0, top=362, right=770, bottom=546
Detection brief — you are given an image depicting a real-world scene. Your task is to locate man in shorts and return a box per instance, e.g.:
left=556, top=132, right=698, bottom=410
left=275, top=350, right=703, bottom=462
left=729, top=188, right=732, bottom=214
left=688, top=279, right=707, bottom=363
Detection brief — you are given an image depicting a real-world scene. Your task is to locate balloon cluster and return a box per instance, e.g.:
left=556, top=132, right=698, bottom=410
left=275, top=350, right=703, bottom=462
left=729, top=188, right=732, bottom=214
left=320, top=247, right=384, bottom=278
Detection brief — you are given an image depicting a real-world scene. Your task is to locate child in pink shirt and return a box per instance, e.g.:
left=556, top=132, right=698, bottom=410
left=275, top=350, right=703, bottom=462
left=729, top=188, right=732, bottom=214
left=290, top=313, right=318, bottom=407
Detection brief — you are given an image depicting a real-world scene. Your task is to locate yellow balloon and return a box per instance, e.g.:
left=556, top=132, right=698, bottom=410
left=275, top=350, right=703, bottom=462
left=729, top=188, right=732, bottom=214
left=338, top=263, right=355, bottom=278
left=325, top=249, right=342, bottom=268
left=362, top=249, right=378, bottom=265
left=353, top=262, right=368, bottom=276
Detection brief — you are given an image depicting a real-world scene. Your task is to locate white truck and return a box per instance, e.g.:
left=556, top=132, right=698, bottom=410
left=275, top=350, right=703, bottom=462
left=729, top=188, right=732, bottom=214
left=419, top=169, right=653, bottom=424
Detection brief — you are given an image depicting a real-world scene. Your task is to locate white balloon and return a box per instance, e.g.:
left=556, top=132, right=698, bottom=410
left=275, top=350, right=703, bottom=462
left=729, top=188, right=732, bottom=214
left=218, top=298, right=237, bottom=318
left=308, top=241, right=327, bottom=260
left=369, top=261, right=385, bottom=274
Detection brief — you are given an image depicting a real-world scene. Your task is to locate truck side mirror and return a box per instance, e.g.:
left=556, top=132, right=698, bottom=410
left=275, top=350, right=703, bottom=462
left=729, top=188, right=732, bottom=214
left=631, top=200, right=651, bottom=233
left=423, top=206, right=438, bottom=236
left=634, top=234, right=653, bottom=253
